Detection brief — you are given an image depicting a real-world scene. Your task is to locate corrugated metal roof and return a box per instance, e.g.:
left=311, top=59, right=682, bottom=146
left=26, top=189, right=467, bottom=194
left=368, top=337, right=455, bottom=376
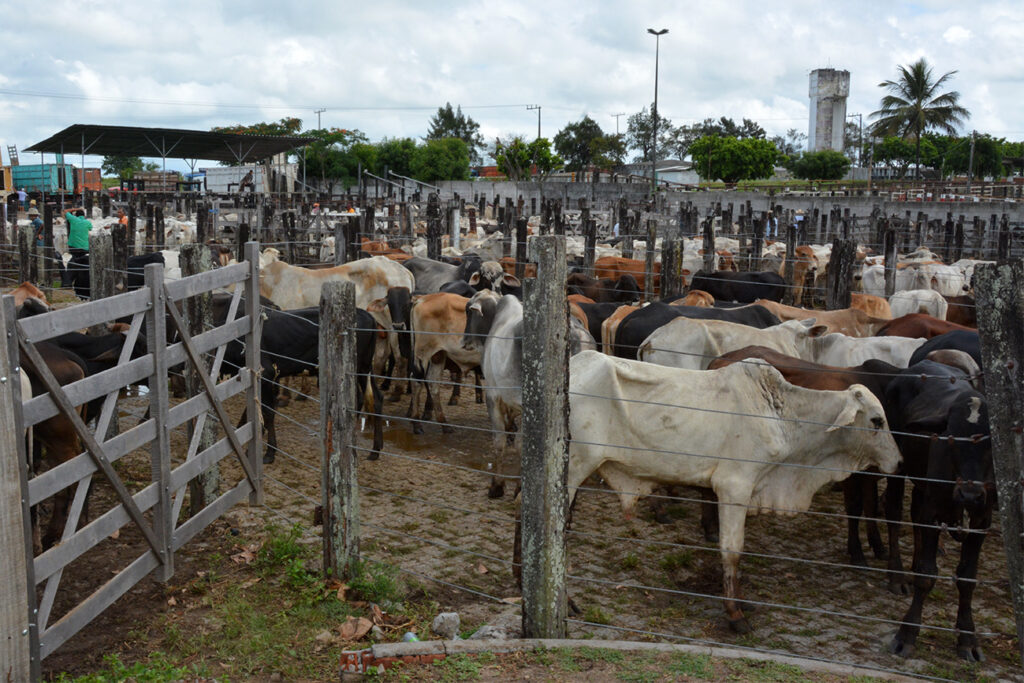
left=25, top=124, right=315, bottom=163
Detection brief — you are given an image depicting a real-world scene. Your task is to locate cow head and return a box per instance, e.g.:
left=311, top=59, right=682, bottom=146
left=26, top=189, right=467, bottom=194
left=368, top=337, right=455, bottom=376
left=944, top=395, right=994, bottom=515
left=827, top=385, right=887, bottom=433
left=468, top=260, right=505, bottom=291
left=462, top=289, right=501, bottom=352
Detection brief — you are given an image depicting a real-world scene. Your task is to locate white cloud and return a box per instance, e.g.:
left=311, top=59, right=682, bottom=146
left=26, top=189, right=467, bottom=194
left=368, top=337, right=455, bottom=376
left=943, top=26, right=972, bottom=45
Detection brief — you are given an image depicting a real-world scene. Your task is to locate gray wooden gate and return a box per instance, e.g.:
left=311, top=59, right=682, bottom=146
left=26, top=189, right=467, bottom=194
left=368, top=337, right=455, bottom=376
left=0, top=242, right=263, bottom=680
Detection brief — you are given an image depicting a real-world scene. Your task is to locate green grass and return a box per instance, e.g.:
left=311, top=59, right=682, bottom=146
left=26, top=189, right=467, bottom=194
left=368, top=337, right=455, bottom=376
left=659, top=550, right=695, bottom=572
left=621, top=553, right=641, bottom=570
left=53, top=653, right=206, bottom=682
left=348, top=559, right=404, bottom=605
left=667, top=651, right=713, bottom=678
left=582, top=605, right=612, bottom=625
left=431, top=652, right=493, bottom=681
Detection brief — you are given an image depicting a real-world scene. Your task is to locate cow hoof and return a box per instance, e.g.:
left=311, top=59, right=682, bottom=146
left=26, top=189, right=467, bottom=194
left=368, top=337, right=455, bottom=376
left=476, top=395, right=484, bottom=404
left=889, top=636, right=914, bottom=658
left=295, top=394, right=307, bottom=402
left=263, top=452, right=275, bottom=464
left=412, top=423, right=424, bottom=435
left=849, top=552, right=869, bottom=568
left=872, top=547, right=889, bottom=561
left=448, top=397, right=459, bottom=406
left=727, top=616, right=751, bottom=634
left=957, top=635, right=985, bottom=662
left=367, top=452, right=380, bottom=461
left=653, top=510, right=674, bottom=525
left=703, top=529, right=719, bottom=544
left=488, top=482, right=505, bottom=499
left=441, top=424, right=454, bottom=434
left=887, top=576, right=909, bottom=595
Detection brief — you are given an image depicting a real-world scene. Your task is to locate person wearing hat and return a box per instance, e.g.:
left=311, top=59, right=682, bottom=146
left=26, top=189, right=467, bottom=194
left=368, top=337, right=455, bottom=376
left=29, top=208, right=44, bottom=246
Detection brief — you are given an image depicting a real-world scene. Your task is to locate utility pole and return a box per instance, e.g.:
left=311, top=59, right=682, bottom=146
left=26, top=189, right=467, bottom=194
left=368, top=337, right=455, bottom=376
left=611, top=113, right=625, bottom=136
left=315, top=108, right=326, bottom=129
left=527, top=105, right=541, bottom=139
left=967, top=130, right=977, bottom=192
left=647, top=28, right=668, bottom=193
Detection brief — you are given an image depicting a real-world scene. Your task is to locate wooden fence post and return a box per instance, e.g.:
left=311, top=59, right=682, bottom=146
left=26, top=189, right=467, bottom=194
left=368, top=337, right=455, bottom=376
left=644, top=218, right=657, bottom=301
left=128, top=203, right=138, bottom=255
left=181, top=244, right=219, bottom=514
left=88, top=232, right=113, bottom=341
left=954, top=216, right=965, bottom=262
left=660, top=237, right=685, bottom=299
left=451, top=202, right=461, bottom=252
left=583, top=219, right=596, bottom=276
left=0, top=300, right=34, bottom=681
left=782, top=224, right=797, bottom=306
left=243, top=242, right=263, bottom=505
left=974, top=260, right=1024, bottom=664
left=236, top=224, right=250, bottom=264
left=110, top=224, right=127, bottom=295
left=42, top=204, right=54, bottom=285
left=19, top=225, right=36, bottom=284
left=520, top=235, right=569, bottom=640
left=998, top=215, right=1011, bottom=263
left=883, top=225, right=898, bottom=298
left=426, top=193, right=442, bottom=260
left=751, top=214, right=764, bottom=272
left=144, top=263, right=174, bottom=582
left=826, top=238, right=857, bottom=310
left=320, top=280, right=359, bottom=578
left=702, top=217, right=716, bottom=273
left=334, top=220, right=345, bottom=266
left=515, top=216, right=528, bottom=280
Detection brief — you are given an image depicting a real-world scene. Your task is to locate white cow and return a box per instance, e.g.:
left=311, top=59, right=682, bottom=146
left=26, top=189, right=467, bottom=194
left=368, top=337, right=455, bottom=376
left=889, top=289, right=948, bottom=320
left=259, top=255, right=414, bottom=310
left=567, top=351, right=901, bottom=631
left=857, top=264, right=930, bottom=297
left=639, top=318, right=926, bottom=369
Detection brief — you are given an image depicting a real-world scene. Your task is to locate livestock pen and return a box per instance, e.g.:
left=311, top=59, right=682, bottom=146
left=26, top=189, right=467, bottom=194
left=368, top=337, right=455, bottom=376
left=2, top=191, right=1024, bottom=680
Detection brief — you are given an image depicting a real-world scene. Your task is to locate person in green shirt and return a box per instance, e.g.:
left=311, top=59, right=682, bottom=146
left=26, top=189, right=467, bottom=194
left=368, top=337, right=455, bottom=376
left=65, top=208, right=92, bottom=254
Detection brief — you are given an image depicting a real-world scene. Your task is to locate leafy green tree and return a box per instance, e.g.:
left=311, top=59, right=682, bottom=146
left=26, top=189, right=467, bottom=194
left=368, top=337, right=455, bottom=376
left=410, top=138, right=471, bottom=183
left=426, top=103, right=484, bottom=164
left=300, top=128, right=370, bottom=192
left=689, top=136, right=778, bottom=184
left=1001, top=140, right=1024, bottom=177
left=870, top=58, right=970, bottom=178
left=842, top=121, right=863, bottom=163
left=102, top=155, right=144, bottom=178
left=770, top=128, right=807, bottom=158
left=945, top=134, right=1004, bottom=178
left=211, top=117, right=303, bottom=136
left=493, top=136, right=563, bottom=180
left=787, top=150, right=852, bottom=180
left=375, top=137, right=418, bottom=177
left=625, top=105, right=674, bottom=162
left=553, top=116, right=623, bottom=171
left=873, top=135, right=939, bottom=178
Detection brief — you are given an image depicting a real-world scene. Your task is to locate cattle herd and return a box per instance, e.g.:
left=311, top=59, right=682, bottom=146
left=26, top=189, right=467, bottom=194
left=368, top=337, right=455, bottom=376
left=5, top=212, right=1008, bottom=668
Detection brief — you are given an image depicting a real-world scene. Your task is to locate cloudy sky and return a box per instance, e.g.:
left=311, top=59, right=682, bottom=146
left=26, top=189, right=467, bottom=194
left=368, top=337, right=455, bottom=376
left=1, top=0, right=1021, bottom=171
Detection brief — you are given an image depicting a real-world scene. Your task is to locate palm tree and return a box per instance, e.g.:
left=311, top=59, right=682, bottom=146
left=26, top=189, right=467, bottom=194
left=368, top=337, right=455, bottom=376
left=870, top=58, right=970, bottom=179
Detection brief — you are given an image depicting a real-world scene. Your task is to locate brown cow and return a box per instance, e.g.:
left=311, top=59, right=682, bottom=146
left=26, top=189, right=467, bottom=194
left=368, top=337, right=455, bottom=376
left=408, top=293, right=481, bottom=434
left=876, top=313, right=975, bottom=339
left=498, top=256, right=536, bottom=278
left=849, top=292, right=892, bottom=320
left=752, top=300, right=889, bottom=337
left=669, top=290, right=714, bottom=307
left=601, top=304, right=643, bottom=355
left=944, top=295, right=977, bottom=327
left=594, top=256, right=660, bottom=294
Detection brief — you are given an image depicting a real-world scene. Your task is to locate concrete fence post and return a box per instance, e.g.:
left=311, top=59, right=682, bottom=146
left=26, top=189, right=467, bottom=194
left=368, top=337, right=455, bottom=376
left=520, top=235, right=569, bottom=640
left=334, top=220, right=345, bottom=266
left=320, top=280, right=359, bottom=579
left=974, top=260, right=1024, bottom=664
left=782, top=224, right=797, bottom=306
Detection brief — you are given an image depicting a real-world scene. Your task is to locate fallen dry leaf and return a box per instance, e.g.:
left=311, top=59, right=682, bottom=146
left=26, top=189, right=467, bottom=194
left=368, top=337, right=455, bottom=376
left=500, top=596, right=522, bottom=604
left=338, top=616, right=373, bottom=641
left=315, top=629, right=335, bottom=644
left=230, top=544, right=259, bottom=565
left=476, top=563, right=488, bottom=574
left=336, top=583, right=349, bottom=601
left=371, top=603, right=384, bottom=625
left=167, top=597, right=177, bottom=606
left=239, top=577, right=261, bottom=589
left=109, top=529, right=120, bottom=540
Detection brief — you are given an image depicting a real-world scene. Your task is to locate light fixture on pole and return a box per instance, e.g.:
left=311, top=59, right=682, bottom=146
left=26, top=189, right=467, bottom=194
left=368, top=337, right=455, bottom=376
left=315, top=108, right=326, bottom=129
left=647, top=28, right=668, bottom=192
left=527, top=105, right=541, bottom=139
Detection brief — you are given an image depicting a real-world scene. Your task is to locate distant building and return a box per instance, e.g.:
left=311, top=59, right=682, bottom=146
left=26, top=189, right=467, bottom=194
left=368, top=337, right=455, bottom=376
left=808, top=68, right=850, bottom=152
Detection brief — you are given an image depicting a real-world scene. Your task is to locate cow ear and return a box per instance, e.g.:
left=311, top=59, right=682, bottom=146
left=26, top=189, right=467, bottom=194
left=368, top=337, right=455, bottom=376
left=502, top=274, right=521, bottom=288
left=808, top=324, right=829, bottom=338
left=826, top=397, right=860, bottom=432
left=468, top=301, right=483, bottom=315
left=468, top=272, right=481, bottom=286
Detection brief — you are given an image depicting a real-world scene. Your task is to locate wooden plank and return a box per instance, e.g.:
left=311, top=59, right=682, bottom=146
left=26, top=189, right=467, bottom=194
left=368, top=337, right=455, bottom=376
left=0, top=300, right=34, bottom=680
left=16, top=329, right=164, bottom=562
left=28, top=374, right=249, bottom=506
left=974, top=260, right=1024, bottom=663
left=320, top=280, right=359, bottom=578
left=18, top=289, right=150, bottom=342
left=145, top=263, right=174, bottom=582
left=519, top=235, right=569, bottom=639
left=170, top=424, right=255, bottom=494
left=39, top=551, right=161, bottom=660
left=164, top=316, right=251, bottom=369
left=243, top=242, right=263, bottom=505
left=163, top=286, right=258, bottom=489
left=163, top=262, right=247, bottom=301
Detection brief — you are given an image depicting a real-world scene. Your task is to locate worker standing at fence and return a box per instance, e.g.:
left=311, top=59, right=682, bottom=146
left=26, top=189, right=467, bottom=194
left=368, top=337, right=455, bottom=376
left=16, top=187, right=27, bottom=212
left=65, top=207, right=92, bottom=256
left=29, top=208, right=45, bottom=246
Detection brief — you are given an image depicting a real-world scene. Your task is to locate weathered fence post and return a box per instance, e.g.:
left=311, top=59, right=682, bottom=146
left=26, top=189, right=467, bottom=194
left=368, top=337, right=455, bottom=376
left=155, top=204, right=165, bottom=246
left=181, top=244, right=219, bottom=513
left=42, top=204, right=54, bottom=285
left=451, top=202, right=461, bottom=252
left=18, top=225, right=36, bottom=284
left=883, top=225, right=898, bottom=298
left=236, top=223, right=250, bottom=264
left=333, top=220, right=345, bottom=266
left=998, top=215, right=1011, bottom=263
left=426, top=192, right=442, bottom=260
left=826, top=238, right=857, bottom=310
left=143, top=263, right=174, bottom=582
left=320, top=280, right=359, bottom=578
left=0, top=299, right=34, bottom=681
left=751, top=214, right=765, bottom=272
left=702, top=217, right=716, bottom=273
left=974, top=260, right=1024, bottom=664
left=515, top=216, right=528, bottom=280
left=782, top=224, right=797, bottom=305
left=88, top=231, right=114, bottom=335
left=243, top=242, right=263, bottom=505
left=128, top=203, right=138, bottom=255
left=520, top=235, right=569, bottom=639
left=661, top=237, right=685, bottom=299
left=645, top=218, right=657, bottom=301
left=954, top=215, right=965, bottom=262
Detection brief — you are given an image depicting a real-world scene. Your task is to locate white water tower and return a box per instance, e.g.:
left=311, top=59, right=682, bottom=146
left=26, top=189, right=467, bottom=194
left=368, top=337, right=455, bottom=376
left=808, top=68, right=850, bottom=152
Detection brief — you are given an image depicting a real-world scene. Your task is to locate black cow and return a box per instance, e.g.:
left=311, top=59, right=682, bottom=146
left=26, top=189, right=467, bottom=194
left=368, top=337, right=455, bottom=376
left=612, top=302, right=782, bottom=359
left=223, top=307, right=383, bottom=464
left=573, top=302, right=625, bottom=342
left=689, top=270, right=786, bottom=303
left=908, top=330, right=981, bottom=369
left=567, top=272, right=639, bottom=303
left=403, top=255, right=483, bottom=293
left=60, top=252, right=166, bottom=299
left=884, top=360, right=992, bottom=662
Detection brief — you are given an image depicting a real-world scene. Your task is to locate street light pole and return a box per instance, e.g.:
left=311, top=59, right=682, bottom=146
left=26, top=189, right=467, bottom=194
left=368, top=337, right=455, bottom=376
left=647, top=28, right=668, bottom=193
left=527, top=105, right=541, bottom=139
left=315, top=108, right=326, bottom=129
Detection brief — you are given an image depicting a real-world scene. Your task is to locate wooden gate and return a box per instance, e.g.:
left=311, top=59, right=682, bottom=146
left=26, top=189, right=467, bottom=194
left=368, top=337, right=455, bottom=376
left=0, top=242, right=262, bottom=680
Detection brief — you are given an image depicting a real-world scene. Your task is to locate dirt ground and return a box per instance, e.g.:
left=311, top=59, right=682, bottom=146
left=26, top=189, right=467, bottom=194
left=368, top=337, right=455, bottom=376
left=35, top=367, right=1022, bottom=682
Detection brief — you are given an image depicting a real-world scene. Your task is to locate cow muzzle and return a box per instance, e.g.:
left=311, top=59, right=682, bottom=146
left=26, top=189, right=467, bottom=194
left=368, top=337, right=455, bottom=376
left=953, top=479, right=988, bottom=511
